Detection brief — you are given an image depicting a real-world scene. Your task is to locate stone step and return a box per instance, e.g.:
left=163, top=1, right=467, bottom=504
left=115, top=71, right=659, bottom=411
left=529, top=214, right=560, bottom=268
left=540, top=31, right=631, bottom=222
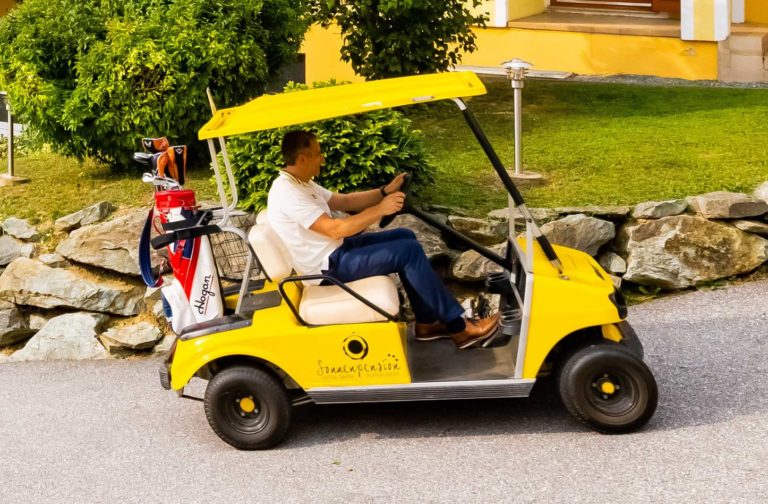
left=718, top=32, right=768, bottom=83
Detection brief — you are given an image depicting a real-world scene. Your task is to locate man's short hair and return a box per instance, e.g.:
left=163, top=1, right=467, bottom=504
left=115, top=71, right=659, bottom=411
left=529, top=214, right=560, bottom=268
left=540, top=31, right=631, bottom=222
left=281, top=130, right=317, bottom=166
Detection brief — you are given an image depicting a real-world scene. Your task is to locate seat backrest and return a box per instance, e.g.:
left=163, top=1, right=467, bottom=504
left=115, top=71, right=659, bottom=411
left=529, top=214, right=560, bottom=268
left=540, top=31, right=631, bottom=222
left=247, top=220, right=293, bottom=282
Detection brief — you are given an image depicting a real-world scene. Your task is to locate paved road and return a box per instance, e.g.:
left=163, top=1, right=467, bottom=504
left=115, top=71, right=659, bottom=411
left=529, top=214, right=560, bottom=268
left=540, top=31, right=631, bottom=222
left=1, top=280, right=767, bottom=503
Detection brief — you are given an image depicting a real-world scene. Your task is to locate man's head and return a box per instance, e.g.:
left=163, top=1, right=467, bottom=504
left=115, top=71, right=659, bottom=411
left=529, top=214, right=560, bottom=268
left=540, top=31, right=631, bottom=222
left=281, top=130, right=324, bottom=180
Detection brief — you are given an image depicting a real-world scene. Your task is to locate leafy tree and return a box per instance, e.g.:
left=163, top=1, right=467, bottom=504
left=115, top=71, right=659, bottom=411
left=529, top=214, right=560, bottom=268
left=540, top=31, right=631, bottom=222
left=0, top=0, right=309, bottom=169
left=223, top=81, right=434, bottom=212
left=312, top=0, right=487, bottom=79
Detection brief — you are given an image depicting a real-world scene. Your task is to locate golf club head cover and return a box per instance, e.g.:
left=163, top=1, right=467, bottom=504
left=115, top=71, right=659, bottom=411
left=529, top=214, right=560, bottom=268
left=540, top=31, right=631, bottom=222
left=151, top=150, right=171, bottom=179
left=142, top=137, right=170, bottom=154
left=168, top=145, right=187, bottom=186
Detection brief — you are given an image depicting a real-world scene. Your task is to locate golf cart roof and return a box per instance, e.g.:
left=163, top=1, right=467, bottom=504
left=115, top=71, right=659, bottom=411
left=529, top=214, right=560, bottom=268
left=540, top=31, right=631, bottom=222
left=198, top=71, right=486, bottom=140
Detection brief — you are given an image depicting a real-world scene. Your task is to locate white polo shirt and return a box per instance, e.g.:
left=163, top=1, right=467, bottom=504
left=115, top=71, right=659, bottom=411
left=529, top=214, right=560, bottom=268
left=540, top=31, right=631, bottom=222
left=267, top=172, right=342, bottom=284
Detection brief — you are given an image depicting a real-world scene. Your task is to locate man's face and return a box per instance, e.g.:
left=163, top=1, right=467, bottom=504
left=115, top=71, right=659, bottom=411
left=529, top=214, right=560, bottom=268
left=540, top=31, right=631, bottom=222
left=300, top=138, right=324, bottom=178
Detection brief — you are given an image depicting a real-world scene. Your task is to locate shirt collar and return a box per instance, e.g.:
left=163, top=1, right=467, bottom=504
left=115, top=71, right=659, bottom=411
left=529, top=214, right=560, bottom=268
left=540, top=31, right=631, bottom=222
left=280, top=170, right=312, bottom=187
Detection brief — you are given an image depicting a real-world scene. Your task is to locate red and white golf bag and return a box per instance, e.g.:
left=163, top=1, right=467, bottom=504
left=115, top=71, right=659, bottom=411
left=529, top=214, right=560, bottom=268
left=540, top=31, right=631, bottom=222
left=138, top=139, right=224, bottom=334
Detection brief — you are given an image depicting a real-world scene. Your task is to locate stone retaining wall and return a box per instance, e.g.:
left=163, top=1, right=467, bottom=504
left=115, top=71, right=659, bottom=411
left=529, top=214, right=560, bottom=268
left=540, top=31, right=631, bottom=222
left=2, top=183, right=767, bottom=361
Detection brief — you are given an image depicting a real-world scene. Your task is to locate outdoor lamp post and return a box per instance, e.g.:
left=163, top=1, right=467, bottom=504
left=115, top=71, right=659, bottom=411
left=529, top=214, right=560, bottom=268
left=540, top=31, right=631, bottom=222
left=501, top=59, right=543, bottom=184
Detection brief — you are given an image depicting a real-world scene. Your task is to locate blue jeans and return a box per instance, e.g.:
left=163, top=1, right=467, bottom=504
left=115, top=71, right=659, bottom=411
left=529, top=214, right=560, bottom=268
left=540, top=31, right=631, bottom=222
left=324, top=228, right=465, bottom=326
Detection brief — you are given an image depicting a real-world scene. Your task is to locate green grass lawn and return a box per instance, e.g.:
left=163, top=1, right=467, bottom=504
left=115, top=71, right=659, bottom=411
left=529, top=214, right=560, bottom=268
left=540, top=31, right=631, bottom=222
left=413, top=77, right=768, bottom=216
left=2, top=76, right=767, bottom=225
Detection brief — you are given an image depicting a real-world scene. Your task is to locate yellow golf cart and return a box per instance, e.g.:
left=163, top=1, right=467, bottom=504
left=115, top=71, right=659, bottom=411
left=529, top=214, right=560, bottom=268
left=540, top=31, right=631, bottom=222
left=157, top=71, right=657, bottom=450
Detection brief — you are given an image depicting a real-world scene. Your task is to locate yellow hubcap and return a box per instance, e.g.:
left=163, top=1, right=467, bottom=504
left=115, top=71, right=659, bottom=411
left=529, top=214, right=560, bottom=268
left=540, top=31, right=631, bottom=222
left=600, top=381, right=616, bottom=395
left=239, top=397, right=256, bottom=413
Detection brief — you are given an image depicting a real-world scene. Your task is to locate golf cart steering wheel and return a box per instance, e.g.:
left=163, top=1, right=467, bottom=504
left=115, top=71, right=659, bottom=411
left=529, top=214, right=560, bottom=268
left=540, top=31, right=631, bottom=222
left=379, top=173, right=412, bottom=228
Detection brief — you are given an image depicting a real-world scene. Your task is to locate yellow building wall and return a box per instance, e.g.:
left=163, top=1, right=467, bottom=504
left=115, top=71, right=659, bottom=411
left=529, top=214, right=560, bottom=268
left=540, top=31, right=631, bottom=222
left=745, top=0, right=768, bottom=24
left=0, top=0, right=16, bottom=16
left=468, top=28, right=717, bottom=80
left=303, top=24, right=718, bottom=83
left=507, top=0, right=547, bottom=21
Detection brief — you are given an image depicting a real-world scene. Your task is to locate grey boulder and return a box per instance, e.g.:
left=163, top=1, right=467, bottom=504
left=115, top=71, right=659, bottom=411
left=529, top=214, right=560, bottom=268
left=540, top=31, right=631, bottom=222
left=99, top=321, right=163, bottom=357
left=618, top=215, right=768, bottom=289
left=632, top=199, right=688, bottom=219
left=450, top=244, right=506, bottom=281
left=1, top=217, right=41, bottom=242
left=448, top=216, right=507, bottom=246
left=540, top=214, right=616, bottom=256
left=0, top=300, right=34, bottom=346
left=0, top=235, right=34, bottom=266
left=54, top=201, right=114, bottom=232
left=56, top=210, right=146, bottom=276
left=687, top=191, right=768, bottom=219
left=0, top=258, right=145, bottom=316
left=6, top=313, right=109, bottom=361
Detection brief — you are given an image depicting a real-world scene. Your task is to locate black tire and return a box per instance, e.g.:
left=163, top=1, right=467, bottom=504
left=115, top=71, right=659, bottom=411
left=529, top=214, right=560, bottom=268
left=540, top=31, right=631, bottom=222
left=204, top=365, right=291, bottom=450
left=558, top=344, right=657, bottom=434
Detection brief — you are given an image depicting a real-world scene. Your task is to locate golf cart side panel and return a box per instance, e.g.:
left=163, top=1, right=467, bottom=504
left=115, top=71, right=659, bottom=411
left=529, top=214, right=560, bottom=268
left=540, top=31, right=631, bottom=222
left=169, top=293, right=410, bottom=391
left=521, top=245, right=623, bottom=379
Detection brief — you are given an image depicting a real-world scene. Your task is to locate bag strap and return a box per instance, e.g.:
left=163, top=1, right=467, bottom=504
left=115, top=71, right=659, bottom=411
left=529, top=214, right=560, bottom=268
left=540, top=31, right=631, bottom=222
left=139, top=208, right=163, bottom=288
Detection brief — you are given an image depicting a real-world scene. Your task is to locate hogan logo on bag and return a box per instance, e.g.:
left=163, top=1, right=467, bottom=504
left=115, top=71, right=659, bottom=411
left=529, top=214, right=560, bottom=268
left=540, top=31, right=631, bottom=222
left=193, top=274, right=217, bottom=315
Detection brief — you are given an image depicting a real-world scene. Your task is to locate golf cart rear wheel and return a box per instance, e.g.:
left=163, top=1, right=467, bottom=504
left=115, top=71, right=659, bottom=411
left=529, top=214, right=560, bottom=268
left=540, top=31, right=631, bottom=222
left=204, top=365, right=291, bottom=450
left=559, top=345, right=657, bottom=434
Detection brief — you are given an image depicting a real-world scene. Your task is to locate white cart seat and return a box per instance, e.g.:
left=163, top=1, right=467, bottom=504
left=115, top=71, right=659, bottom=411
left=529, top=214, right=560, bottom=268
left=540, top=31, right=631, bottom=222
left=247, top=220, right=399, bottom=325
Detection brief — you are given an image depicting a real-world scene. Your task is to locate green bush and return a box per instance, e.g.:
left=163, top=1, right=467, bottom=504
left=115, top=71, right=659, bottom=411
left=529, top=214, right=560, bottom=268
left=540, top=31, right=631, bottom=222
left=0, top=128, right=47, bottom=159
left=222, top=81, right=434, bottom=212
left=312, top=0, right=487, bottom=79
left=0, top=0, right=309, bottom=169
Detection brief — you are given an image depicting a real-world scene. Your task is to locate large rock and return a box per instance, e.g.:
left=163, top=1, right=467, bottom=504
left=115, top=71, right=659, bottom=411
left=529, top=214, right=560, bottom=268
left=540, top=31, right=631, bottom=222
left=0, top=300, right=34, bottom=346
left=38, top=253, right=71, bottom=268
left=632, top=199, right=688, bottom=219
left=618, top=215, right=768, bottom=289
left=1, top=217, right=41, bottom=242
left=0, top=258, right=145, bottom=316
left=450, top=244, right=506, bottom=281
left=447, top=216, right=507, bottom=246
left=730, top=219, right=768, bottom=237
left=754, top=181, right=768, bottom=203
left=7, top=313, right=109, bottom=361
left=56, top=210, right=145, bottom=275
left=100, top=321, right=162, bottom=357
left=540, top=214, right=616, bottom=256
left=0, top=235, right=34, bottom=266
left=380, top=215, right=456, bottom=261
left=598, top=251, right=627, bottom=275
left=687, top=191, right=768, bottom=219
left=54, top=201, right=114, bottom=232
left=551, top=205, right=631, bottom=222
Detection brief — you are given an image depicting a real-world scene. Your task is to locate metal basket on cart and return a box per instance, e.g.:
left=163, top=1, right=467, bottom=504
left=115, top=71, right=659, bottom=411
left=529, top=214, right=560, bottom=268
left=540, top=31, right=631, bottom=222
left=207, top=210, right=263, bottom=283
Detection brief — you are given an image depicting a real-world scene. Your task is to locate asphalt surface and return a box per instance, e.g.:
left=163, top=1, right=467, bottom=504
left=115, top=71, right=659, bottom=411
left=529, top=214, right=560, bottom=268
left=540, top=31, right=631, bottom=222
left=1, top=280, right=767, bottom=503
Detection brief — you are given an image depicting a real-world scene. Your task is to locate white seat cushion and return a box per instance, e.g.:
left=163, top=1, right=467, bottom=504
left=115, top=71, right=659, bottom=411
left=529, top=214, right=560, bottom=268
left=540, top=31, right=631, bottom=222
left=300, top=275, right=399, bottom=325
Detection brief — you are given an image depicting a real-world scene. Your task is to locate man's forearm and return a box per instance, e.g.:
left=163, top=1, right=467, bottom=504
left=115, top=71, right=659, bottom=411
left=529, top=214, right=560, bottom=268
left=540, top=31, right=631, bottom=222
left=337, top=188, right=383, bottom=213
left=329, top=205, right=383, bottom=238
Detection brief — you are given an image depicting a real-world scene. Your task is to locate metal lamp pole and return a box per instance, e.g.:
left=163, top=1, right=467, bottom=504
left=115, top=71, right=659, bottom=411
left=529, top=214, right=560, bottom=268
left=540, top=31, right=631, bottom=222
left=502, top=59, right=533, bottom=176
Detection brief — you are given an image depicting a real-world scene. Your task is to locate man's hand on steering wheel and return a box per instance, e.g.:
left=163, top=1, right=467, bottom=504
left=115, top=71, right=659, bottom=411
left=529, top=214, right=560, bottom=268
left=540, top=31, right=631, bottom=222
left=383, top=173, right=408, bottom=196
left=379, top=173, right=413, bottom=228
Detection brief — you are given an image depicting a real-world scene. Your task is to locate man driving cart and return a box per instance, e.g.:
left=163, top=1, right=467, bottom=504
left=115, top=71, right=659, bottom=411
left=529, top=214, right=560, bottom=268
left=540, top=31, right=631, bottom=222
left=267, top=130, right=500, bottom=348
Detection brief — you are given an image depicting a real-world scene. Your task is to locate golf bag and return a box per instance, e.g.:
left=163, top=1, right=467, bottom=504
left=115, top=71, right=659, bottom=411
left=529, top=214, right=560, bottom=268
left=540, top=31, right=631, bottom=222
left=138, top=138, right=224, bottom=334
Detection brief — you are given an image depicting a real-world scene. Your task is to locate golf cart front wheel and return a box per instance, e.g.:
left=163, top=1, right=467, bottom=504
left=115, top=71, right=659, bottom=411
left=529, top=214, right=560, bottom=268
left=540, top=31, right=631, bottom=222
left=204, top=365, right=291, bottom=450
left=558, top=345, right=657, bottom=434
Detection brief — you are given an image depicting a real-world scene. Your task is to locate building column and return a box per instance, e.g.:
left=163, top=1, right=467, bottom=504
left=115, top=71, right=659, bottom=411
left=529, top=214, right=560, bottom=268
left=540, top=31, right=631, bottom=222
left=681, top=0, right=731, bottom=41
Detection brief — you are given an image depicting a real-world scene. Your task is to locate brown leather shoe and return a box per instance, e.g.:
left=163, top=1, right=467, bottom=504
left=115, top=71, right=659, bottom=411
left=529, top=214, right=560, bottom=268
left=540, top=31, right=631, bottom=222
left=451, top=313, right=500, bottom=349
left=414, top=321, right=450, bottom=341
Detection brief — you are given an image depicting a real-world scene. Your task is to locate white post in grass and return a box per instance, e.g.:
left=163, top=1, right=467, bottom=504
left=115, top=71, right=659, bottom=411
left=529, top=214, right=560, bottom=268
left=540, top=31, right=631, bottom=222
left=0, top=92, right=28, bottom=187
